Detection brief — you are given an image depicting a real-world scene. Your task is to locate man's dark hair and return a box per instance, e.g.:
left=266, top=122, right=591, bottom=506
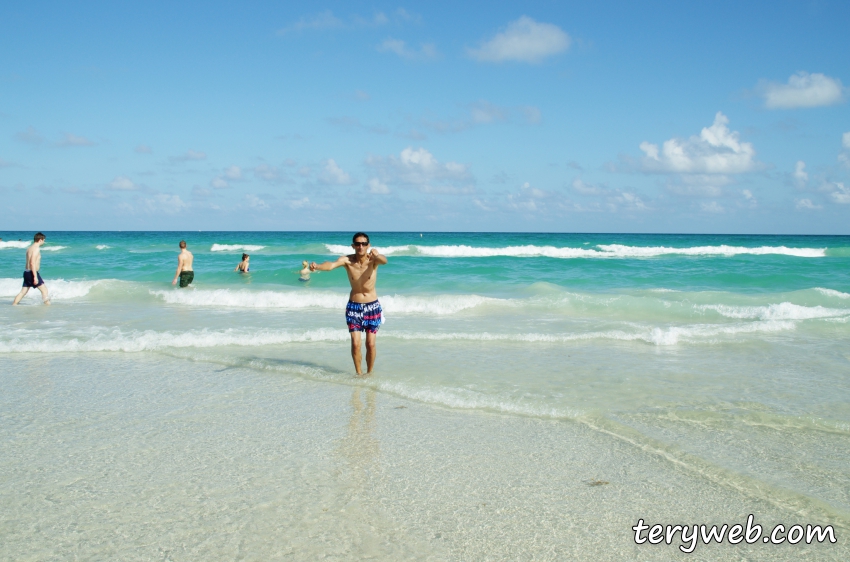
left=179, top=240, right=187, bottom=249
left=352, top=232, right=369, bottom=244
left=34, top=232, right=45, bottom=242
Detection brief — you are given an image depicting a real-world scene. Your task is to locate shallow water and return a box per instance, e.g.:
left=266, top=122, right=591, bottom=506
left=2, top=231, right=849, bottom=558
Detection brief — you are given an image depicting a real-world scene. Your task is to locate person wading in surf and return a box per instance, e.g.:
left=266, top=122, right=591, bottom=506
left=310, top=232, right=388, bottom=375
left=12, top=232, right=50, bottom=305
left=172, top=240, right=194, bottom=287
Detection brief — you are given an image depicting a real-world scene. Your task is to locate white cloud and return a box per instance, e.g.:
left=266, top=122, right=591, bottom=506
left=170, top=149, right=206, bottom=163
left=761, top=72, right=845, bottom=109
left=109, top=176, right=137, bottom=191
left=796, top=198, right=821, bottom=210
left=665, top=175, right=729, bottom=197
left=15, top=126, right=43, bottom=145
left=794, top=160, right=808, bottom=186
left=700, top=201, right=724, bottom=213
left=318, top=159, right=353, bottom=185
left=378, top=38, right=437, bottom=60
left=224, top=165, right=242, bottom=180
left=58, top=133, right=95, bottom=147
left=469, top=100, right=507, bottom=124
left=640, top=112, right=759, bottom=174
left=839, top=132, right=850, bottom=167
left=289, top=197, right=310, bottom=209
left=742, top=189, right=757, bottom=208
left=134, top=144, right=152, bottom=154
left=829, top=182, right=850, bottom=204
left=365, top=147, right=473, bottom=193
left=367, top=178, right=390, bottom=194
left=254, top=164, right=286, bottom=183
left=210, top=177, right=229, bottom=189
left=468, top=16, right=570, bottom=63
left=278, top=10, right=344, bottom=34
left=570, top=178, right=648, bottom=211
left=245, top=194, right=270, bottom=209
left=518, top=106, right=542, bottom=124
left=142, top=194, right=188, bottom=214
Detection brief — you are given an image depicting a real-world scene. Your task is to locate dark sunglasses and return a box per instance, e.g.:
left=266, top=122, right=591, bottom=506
left=352, top=241, right=369, bottom=247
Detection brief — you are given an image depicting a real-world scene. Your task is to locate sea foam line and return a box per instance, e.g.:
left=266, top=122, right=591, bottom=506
left=152, top=289, right=501, bottom=314
left=210, top=244, right=265, bottom=252
left=0, top=278, right=105, bottom=300
left=324, top=243, right=826, bottom=258
left=0, top=321, right=796, bottom=354
left=699, top=302, right=850, bottom=321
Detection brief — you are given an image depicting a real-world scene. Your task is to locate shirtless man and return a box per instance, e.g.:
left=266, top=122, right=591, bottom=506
left=310, top=232, right=388, bottom=375
left=172, top=240, right=194, bottom=287
left=12, top=232, right=50, bottom=305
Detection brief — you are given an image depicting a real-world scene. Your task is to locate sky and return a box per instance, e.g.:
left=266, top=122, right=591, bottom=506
left=1, top=0, right=849, bottom=233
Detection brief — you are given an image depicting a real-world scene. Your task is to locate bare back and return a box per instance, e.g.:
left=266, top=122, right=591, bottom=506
left=25, top=244, right=42, bottom=272
left=178, top=249, right=194, bottom=272
left=343, top=254, right=379, bottom=302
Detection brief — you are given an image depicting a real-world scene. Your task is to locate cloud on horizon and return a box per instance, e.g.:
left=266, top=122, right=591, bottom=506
left=365, top=147, right=473, bottom=193
left=639, top=112, right=760, bottom=174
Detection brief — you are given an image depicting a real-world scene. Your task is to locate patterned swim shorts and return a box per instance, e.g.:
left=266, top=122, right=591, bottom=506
left=346, top=300, right=382, bottom=333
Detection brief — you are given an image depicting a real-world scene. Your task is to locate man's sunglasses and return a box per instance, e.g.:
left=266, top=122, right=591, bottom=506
left=352, top=242, right=369, bottom=247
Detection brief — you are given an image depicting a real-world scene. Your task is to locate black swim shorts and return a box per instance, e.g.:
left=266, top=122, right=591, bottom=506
left=22, top=270, right=44, bottom=288
left=179, top=271, right=194, bottom=288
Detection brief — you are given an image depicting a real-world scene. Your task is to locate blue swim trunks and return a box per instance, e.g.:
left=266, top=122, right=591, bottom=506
left=346, top=300, right=382, bottom=333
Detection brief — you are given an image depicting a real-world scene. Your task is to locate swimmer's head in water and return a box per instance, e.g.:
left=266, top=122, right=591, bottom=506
left=179, top=240, right=187, bottom=249
left=302, top=260, right=308, bottom=267
left=242, top=253, right=249, bottom=260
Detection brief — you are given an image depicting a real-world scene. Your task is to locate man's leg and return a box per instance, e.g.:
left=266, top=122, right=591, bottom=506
left=36, top=284, right=50, bottom=304
left=365, top=331, right=377, bottom=374
left=12, top=287, right=29, bottom=305
left=350, top=331, right=363, bottom=375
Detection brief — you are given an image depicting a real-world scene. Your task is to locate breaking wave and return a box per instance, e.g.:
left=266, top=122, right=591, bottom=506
left=152, top=288, right=501, bottom=315
left=210, top=244, right=265, bottom=252
left=700, top=302, right=850, bottom=321
left=324, top=243, right=826, bottom=259
left=0, top=278, right=105, bottom=300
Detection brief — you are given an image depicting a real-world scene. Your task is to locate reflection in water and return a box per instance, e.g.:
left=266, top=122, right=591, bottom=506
left=338, top=387, right=380, bottom=485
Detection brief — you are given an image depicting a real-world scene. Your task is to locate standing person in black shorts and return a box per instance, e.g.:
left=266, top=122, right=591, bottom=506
left=12, top=232, right=50, bottom=305
left=172, top=240, right=195, bottom=287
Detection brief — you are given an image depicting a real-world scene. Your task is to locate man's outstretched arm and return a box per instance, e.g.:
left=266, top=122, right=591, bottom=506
left=368, top=249, right=388, bottom=266
left=310, top=256, right=348, bottom=272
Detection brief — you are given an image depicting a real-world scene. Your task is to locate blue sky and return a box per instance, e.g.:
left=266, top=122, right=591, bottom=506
left=1, top=0, right=849, bottom=233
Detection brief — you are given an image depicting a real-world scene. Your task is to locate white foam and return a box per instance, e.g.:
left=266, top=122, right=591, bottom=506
left=41, top=246, right=67, bottom=251
left=0, top=327, right=349, bottom=353
left=0, top=241, right=30, bottom=249
left=700, top=302, right=850, bottom=321
left=0, top=320, right=796, bottom=355
left=210, top=244, right=265, bottom=252
left=151, top=288, right=502, bottom=314
left=596, top=244, right=825, bottom=258
left=815, top=287, right=850, bottom=299
left=0, top=277, right=104, bottom=300
left=324, top=243, right=826, bottom=259
left=96, top=245, right=110, bottom=250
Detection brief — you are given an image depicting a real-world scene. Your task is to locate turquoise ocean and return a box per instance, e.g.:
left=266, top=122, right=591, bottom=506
left=2, top=231, right=849, bottom=559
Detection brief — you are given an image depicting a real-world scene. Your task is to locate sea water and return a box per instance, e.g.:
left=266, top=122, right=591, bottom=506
left=2, top=231, right=849, bottom=559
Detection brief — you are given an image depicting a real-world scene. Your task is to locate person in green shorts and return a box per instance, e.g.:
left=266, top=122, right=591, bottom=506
left=171, top=240, right=194, bottom=287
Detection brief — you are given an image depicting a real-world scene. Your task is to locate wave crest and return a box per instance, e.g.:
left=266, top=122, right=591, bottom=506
left=210, top=244, right=265, bottom=252
left=324, top=243, right=826, bottom=259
